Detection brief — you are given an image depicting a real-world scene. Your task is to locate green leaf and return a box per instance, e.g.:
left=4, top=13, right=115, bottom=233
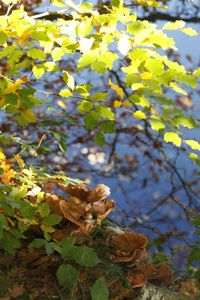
left=191, top=215, right=200, bottom=226
left=173, top=116, right=197, bottom=129
left=44, top=215, right=62, bottom=226
left=56, top=264, right=78, bottom=286
left=32, top=65, right=45, bottom=79
left=60, top=237, right=76, bottom=259
left=164, top=132, right=182, bottom=147
left=21, top=200, right=36, bottom=218
left=9, top=186, right=27, bottom=201
left=78, top=100, right=93, bottom=113
left=77, top=19, right=92, bottom=37
left=28, top=238, right=46, bottom=249
left=52, top=47, right=65, bottom=62
left=31, top=31, right=49, bottom=41
left=59, top=89, right=72, bottom=98
left=170, top=83, right=187, bottom=95
left=73, top=245, right=100, bottom=267
left=84, top=111, right=100, bottom=129
left=149, top=118, right=165, bottom=132
left=59, top=138, right=67, bottom=152
left=0, top=32, right=7, bottom=44
left=0, top=214, right=8, bottom=239
left=145, top=58, right=164, bottom=75
left=100, top=121, right=116, bottom=134
left=99, top=52, right=118, bottom=69
left=112, top=0, right=123, bottom=8
left=188, top=248, right=200, bottom=263
left=62, top=71, right=75, bottom=91
left=129, top=94, right=150, bottom=108
left=92, top=61, right=107, bottom=74
left=96, top=105, right=115, bottom=120
left=185, top=140, right=200, bottom=151
left=90, top=278, right=109, bottom=300
left=27, top=48, right=46, bottom=60
left=38, top=203, right=50, bottom=218
left=78, top=50, right=99, bottom=69
left=95, top=132, right=105, bottom=147
left=127, top=21, right=147, bottom=35
left=91, top=92, right=107, bottom=102
left=0, top=232, right=21, bottom=254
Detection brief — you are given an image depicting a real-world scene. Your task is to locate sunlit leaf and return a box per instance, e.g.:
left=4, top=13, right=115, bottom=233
left=164, top=132, right=182, bottom=147
left=109, top=80, right=124, bottom=98
left=181, top=28, right=198, bottom=36
left=133, top=110, right=147, bottom=120
left=149, top=118, right=166, bottom=132
left=118, top=34, right=131, bottom=56
left=185, top=140, right=200, bottom=151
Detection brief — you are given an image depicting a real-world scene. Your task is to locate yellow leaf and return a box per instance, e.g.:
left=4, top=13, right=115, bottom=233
left=57, top=100, right=67, bottom=108
left=0, top=98, right=5, bottom=107
left=164, top=132, right=182, bottom=147
left=170, top=83, right=187, bottom=95
left=16, top=33, right=30, bottom=45
left=1, top=168, right=16, bottom=184
left=114, top=100, right=122, bottom=108
left=0, top=148, right=5, bottom=160
left=131, top=83, right=143, bottom=90
left=133, top=110, right=147, bottom=120
left=14, top=154, right=25, bottom=169
left=140, top=72, right=152, bottom=80
left=185, top=140, right=200, bottom=151
left=109, top=80, right=124, bottom=99
left=40, top=224, right=55, bottom=233
left=123, top=101, right=132, bottom=107
left=4, top=77, right=28, bottom=94
left=22, top=109, right=36, bottom=123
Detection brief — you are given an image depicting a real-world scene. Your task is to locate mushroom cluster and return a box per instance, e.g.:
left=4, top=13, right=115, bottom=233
left=44, top=183, right=115, bottom=241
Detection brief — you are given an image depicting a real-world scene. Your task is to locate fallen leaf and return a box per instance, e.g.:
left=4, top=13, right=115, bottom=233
left=180, top=280, right=198, bottom=296
left=8, top=284, right=25, bottom=298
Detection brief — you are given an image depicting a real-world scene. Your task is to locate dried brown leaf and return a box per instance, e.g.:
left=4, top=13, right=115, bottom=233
left=8, top=284, right=25, bottom=298
left=180, top=280, right=198, bottom=296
